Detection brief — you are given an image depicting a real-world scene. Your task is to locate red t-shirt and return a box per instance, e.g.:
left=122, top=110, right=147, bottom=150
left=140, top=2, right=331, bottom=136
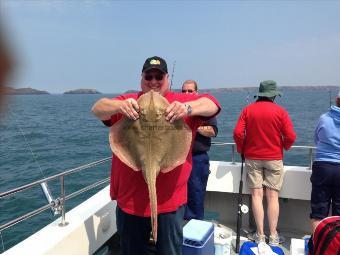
left=233, top=100, right=296, bottom=160
left=105, top=91, right=220, bottom=216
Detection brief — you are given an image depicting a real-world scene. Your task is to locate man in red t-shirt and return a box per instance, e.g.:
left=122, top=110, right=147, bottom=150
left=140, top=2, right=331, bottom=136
left=92, top=56, right=220, bottom=255
left=233, top=80, right=296, bottom=246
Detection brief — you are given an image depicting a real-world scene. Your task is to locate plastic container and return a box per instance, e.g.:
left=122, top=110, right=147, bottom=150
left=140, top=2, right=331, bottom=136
left=214, top=240, right=230, bottom=255
left=214, top=224, right=231, bottom=255
left=182, top=219, right=214, bottom=255
left=289, top=238, right=305, bottom=255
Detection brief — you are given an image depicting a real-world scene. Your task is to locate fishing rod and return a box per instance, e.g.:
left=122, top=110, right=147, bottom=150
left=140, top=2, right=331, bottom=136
left=7, top=109, right=57, bottom=216
left=235, top=100, right=249, bottom=253
left=235, top=154, right=249, bottom=253
left=170, top=60, right=176, bottom=91
left=246, top=89, right=250, bottom=105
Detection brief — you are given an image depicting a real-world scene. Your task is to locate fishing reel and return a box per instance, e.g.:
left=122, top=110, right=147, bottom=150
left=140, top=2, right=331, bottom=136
left=51, top=198, right=63, bottom=216
left=241, top=204, right=249, bottom=214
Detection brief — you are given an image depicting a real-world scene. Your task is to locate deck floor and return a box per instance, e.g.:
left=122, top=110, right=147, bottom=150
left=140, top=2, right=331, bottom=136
left=94, top=224, right=307, bottom=255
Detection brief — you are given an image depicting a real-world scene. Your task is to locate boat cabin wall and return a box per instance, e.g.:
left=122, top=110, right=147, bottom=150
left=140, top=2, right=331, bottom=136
left=206, top=161, right=312, bottom=235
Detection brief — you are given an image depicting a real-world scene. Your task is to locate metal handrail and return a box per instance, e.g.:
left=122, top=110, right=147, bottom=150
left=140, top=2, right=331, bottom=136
left=0, top=178, right=110, bottom=232
left=0, top=157, right=111, bottom=199
left=211, top=142, right=315, bottom=169
left=0, top=158, right=111, bottom=233
left=212, top=142, right=315, bottom=149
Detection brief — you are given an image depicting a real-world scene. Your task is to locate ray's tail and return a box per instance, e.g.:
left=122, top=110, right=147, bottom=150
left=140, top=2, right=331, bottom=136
left=145, top=165, right=158, bottom=243
left=144, top=89, right=159, bottom=242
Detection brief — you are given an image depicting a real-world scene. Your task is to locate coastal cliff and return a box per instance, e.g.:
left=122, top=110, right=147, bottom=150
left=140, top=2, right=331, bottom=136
left=4, top=87, right=50, bottom=95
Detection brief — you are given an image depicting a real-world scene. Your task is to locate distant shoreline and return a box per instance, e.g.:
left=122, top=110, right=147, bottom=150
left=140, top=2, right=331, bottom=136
left=198, top=85, right=340, bottom=93
left=4, top=85, right=339, bottom=95
left=4, top=87, right=50, bottom=95
left=63, top=89, right=101, bottom=94
left=5, top=88, right=101, bottom=95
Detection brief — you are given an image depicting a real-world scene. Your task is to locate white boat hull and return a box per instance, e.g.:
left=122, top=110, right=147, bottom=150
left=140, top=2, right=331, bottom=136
left=3, top=186, right=116, bottom=255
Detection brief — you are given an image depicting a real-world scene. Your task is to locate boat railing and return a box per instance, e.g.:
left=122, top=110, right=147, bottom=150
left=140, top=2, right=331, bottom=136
left=0, top=143, right=315, bottom=246
left=0, top=157, right=112, bottom=235
left=211, top=142, right=315, bottom=170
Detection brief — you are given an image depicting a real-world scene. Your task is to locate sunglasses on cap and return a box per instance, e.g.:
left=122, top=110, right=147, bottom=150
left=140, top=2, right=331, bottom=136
left=182, top=89, right=196, bottom=93
left=144, top=73, right=164, bottom=81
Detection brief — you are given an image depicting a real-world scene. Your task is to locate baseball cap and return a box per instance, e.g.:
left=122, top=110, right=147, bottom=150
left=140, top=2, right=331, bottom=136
left=142, top=56, right=168, bottom=74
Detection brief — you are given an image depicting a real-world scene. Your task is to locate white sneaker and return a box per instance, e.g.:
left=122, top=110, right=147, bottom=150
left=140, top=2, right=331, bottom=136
left=247, top=232, right=266, bottom=243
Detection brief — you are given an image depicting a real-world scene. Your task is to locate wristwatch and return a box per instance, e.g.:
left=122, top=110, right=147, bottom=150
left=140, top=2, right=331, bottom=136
left=184, top=104, right=192, bottom=116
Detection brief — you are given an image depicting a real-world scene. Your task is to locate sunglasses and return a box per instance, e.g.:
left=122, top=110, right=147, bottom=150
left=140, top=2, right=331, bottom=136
left=182, top=89, right=196, bottom=93
left=144, top=73, right=164, bottom=81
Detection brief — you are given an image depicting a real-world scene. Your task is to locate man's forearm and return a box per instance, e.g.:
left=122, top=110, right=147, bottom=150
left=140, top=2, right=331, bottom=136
left=91, top=98, right=122, bottom=120
left=186, top=97, right=219, bottom=117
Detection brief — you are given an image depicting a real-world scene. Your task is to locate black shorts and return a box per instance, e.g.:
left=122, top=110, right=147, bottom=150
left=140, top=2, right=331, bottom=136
left=310, top=161, right=340, bottom=220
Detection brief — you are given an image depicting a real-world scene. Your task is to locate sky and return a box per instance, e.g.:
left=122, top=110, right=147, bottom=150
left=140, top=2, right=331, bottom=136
left=1, top=0, right=340, bottom=94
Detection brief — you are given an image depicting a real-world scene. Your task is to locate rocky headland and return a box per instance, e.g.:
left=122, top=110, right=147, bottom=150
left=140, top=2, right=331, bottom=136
left=4, top=87, right=50, bottom=95
left=63, top=89, right=101, bottom=94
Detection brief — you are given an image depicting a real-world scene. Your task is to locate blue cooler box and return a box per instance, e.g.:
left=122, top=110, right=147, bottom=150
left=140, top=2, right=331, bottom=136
left=182, top=219, right=214, bottom=255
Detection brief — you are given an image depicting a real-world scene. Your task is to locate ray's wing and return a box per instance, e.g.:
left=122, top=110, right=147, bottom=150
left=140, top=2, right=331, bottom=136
left=109, top=118, right=144, bottom=171
left=159, top=119, right=192, bottom=173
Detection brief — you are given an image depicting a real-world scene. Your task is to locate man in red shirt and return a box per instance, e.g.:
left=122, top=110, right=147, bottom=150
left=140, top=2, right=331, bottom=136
left=233, top=80, right=296, bottom=246
left=92, top=56, right=220, bottom=255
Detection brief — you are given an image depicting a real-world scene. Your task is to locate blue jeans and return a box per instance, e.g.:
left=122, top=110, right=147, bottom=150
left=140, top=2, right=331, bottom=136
left=116, top=205, right=185, bottom=255
left=184, top=152, right=210, bottom=220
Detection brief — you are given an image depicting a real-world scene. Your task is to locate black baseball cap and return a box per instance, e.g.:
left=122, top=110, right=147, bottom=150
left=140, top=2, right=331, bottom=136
left=142, top=56, right=168, bottom=74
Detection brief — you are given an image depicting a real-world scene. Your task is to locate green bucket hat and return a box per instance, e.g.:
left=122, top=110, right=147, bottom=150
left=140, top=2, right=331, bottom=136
left=256, top=80, right=282, bottom=98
